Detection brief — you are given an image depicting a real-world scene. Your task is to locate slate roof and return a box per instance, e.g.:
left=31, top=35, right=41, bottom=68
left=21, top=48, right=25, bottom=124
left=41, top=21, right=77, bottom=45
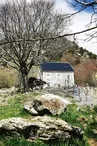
left=40, top=62, right=74, bottom=72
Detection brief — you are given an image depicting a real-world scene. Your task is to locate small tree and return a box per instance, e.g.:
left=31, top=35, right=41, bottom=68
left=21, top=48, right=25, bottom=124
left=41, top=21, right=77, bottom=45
left=0, top=0, right=69, bottom=92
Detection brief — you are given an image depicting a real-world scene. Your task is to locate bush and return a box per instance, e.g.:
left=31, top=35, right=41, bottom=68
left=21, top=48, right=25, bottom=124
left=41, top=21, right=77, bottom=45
left=0, top=68, right=19, bottom=88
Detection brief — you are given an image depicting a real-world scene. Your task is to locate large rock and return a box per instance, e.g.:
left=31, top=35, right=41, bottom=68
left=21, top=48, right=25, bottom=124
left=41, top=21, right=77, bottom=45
left=0, top=116, right=83, bottom=141
left=24, top=94, right=71, bottom=116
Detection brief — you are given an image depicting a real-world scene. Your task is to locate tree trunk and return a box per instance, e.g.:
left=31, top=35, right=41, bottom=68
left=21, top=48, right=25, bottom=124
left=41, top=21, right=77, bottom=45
left=19, top=71, right=29, bottom=92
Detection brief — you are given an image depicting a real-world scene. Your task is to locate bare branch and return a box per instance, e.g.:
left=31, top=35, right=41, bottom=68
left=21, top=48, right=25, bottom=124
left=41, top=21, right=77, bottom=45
left=75, top=0, right=97, bottom=6
left=0, top=26, right=97, bottom=46
left=1, top=57, right=19, bottom=70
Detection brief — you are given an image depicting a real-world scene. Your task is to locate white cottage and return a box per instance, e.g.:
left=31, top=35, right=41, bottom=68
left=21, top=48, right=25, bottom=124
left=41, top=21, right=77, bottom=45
left=38, top=62, right=75, bottom=88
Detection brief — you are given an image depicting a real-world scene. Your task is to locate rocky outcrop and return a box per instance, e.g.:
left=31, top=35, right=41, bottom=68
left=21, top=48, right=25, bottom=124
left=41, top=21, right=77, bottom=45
left=0, top=116, right=83, bottom=141
left=24, top=94, right=71, bottom=116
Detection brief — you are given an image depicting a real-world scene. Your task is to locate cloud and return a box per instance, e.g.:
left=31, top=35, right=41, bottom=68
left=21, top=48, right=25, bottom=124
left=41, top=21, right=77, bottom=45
left=70, top=12, right=97, bottom=54
left=70, top=13, right=97, bottom=54
left=0, top=0, right=6, bottom=3
left=55, top=0, right=74, bottom=13
left=55, top=0, right=97, bottom=55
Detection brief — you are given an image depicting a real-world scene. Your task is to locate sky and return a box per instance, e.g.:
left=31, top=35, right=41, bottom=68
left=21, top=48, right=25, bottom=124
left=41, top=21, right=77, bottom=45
left=0, top=0, right=97, bottom=54
left=55, top=0, right=97, bottom=55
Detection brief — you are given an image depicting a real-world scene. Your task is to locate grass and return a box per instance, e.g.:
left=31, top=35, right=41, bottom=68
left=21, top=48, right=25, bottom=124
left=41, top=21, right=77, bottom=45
left=0, top=91, right=97, bottom=145
left=0, top=136, right=89, bottom=146
left=59, top=104, right=97, bottom=142
left=0, top=92, right=39, bottom=120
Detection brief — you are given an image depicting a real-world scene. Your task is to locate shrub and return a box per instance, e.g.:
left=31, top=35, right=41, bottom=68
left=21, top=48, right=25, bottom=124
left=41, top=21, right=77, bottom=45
left=0, top=68, right=19, bottom=88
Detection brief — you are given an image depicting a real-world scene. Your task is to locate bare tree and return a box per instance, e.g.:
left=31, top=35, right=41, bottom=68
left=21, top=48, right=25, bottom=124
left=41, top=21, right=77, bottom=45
left=0, top=0, right=69, bottom=92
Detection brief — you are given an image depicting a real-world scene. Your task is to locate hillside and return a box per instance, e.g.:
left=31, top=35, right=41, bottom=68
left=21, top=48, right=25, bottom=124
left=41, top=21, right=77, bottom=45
left=60, top=40, right=97, bottom=64
left=43, top=37, right=97, bottom=63
left=65, top=45, right=97, bottom=60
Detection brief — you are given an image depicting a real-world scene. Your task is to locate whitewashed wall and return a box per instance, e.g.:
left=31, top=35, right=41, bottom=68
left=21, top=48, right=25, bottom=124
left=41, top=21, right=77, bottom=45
left=39, top=71, right=74, bottom=88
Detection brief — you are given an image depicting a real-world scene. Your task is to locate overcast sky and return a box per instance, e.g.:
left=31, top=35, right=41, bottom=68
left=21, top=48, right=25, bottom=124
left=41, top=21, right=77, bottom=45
left=0, top=0, right=97, bottom=54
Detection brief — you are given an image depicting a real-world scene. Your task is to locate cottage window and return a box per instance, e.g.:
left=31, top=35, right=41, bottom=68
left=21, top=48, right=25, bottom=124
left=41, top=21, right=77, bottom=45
left=57, top=74, right=61, bottom=79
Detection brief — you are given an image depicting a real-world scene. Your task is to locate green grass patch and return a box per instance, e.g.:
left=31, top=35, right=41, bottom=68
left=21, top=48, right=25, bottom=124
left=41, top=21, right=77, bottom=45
left=59, top=104, right=97, bottom=141
left=0, top=92, right=39, bottom=120
left=0, top=136, right=89, bottom=146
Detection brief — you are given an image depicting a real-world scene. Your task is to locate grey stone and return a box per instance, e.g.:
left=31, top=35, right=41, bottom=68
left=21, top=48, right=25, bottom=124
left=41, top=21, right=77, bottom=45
left=24, top=94, right=71, bottom=116
left=0, top=116, right=83, bottom=141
